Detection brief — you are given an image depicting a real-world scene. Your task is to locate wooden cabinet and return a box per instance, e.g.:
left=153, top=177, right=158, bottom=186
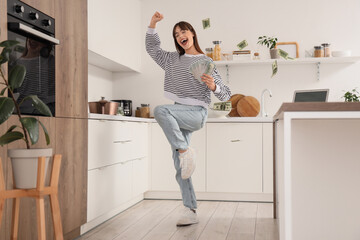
left=55, top=0, right=88, bottom=118
left=55, top=118, right=87, bottom=238
left=207, top=123, right=263, bottom=193
left=150, top=123, right=206, bottom=192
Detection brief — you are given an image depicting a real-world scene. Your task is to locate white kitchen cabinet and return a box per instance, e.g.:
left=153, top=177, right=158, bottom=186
left=88, top=120, right=147, bottom=170
left=87, top=161, right=132, bottom=222
left=132, top=157, right=149, bottom=197
left=150, top=123, right=206, bottom=192
left=88, top=0, right=141, bottom=72
left=147, top=121, right=273, bottom=201
left=207, top=123, right=263, bottom=193
left=83, top=119, right=149, bottom=233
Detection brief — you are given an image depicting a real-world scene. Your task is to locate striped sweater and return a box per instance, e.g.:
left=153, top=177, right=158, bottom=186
left=146, top=29, right=231, bottom=108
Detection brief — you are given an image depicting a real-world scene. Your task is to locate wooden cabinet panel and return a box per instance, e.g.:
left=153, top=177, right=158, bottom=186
left=55, top=0, right=88, bottom=118
left=0, top=121, right=7, bottom=239
left=55, top=117, right=87, bottom=235
left=21, top=0, right=55, bottom=17
left=207, top=123, right=263, bottom=193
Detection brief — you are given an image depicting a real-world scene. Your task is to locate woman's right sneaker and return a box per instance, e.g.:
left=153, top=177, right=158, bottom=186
left=179, top=147, right=196, bottom=179
left=176, top=207, right=199, bottom=226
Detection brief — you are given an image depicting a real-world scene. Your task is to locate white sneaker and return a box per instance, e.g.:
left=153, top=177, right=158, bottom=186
left=179, top=147, right=196, bottom=179
left=176, top=207, right=199, bottom=226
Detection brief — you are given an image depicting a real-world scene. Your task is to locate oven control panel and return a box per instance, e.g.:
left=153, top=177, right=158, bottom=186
left=7, top=0, right=55, bottom=34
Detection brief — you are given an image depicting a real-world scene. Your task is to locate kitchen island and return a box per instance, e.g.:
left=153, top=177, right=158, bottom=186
left=274, top=102, right=360, bottom=240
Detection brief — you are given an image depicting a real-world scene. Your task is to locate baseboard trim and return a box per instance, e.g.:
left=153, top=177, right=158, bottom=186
left=80, top=194, right=144, bottom=235
left=144, top=191, right=273, bottom=202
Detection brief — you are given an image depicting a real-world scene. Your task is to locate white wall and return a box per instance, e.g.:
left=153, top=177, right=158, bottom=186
left=108, top=0, right=360, bottom=116
left=88, top=64, right=114, bottom=102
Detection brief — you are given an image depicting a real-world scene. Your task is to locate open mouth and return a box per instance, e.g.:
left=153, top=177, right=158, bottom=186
left=180, top=38, right=188, bottom=46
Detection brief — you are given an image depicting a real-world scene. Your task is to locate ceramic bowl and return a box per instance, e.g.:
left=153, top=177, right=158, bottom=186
left=332, top=50, right=352, bottom=57
left=208, top=108, right=231, bottom=118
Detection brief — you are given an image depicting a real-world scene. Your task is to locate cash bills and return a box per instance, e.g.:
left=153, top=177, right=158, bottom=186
left=189, top=59, right=215, bottom=82
left=237, top=40, right=248, bottom=50
left=278, top=49, right=294, bottom=60
left=271, top=60, right=278, bottom=78
left=202, top=18, right=210, bottom=29
left=213, top=101, right=232, bottom=111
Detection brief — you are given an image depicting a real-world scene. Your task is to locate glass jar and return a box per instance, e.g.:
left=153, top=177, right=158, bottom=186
left=212, top=41, right=222, bottom=61
left=314, top=46, right=324, bottom=58
left=135, top=107, right=141, bottom=117
left=321, top=43, right=331, bottom=57
left=140, top=104, right=150, bottom=118
left=205, top=48, right=213, bottom=59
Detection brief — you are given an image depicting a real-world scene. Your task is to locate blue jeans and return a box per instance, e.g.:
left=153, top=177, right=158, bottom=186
left=154, top=103, right=208, bottom=209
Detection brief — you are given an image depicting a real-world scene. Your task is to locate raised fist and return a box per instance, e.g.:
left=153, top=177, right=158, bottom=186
left=150, top=11, right=163, bottom=28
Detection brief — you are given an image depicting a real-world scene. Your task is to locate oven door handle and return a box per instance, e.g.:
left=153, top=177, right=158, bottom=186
left=8, top=22, right=60, bottom=45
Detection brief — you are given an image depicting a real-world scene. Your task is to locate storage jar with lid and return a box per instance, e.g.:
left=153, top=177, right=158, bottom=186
left=140, top=104, right=150, bottom=118
left=314, top=46, right=324, bottom=58
left=205, top=48, right=213, bottom=59
left=212, top=41, right=222, bottom=61
left=321, top=43, right=331, bottom=57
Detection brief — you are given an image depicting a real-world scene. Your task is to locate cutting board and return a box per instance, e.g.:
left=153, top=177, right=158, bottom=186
left=229, top=94, right=245, bottom=108
left=237, top=96, right=260, bottom=117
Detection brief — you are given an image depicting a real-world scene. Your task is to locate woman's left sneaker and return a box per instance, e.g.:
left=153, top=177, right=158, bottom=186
left=176, top=207, right=199, bottom=226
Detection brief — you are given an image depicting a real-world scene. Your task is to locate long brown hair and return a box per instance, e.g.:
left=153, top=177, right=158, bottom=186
left=172, top=21, right=204, bottom=56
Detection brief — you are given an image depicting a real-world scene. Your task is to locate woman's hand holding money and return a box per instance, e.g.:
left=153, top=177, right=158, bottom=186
left=149, top=11, right=164, bottom=28
left=201, top=74, right=216, bottom=91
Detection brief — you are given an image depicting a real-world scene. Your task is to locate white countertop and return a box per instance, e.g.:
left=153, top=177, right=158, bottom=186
left=88, top=113, right=274, bottom=123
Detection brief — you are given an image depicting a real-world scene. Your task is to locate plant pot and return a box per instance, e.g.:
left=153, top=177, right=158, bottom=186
left=270, top=49, right=280, bottom=59
left=8, top=148, right=52, bottom=189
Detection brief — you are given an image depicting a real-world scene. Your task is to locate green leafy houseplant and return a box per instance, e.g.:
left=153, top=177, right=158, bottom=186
left=0, top=40, right=52, bottom=149
left=257, top=36, right=278, bottom=49
left=343, top=88, right=360, bottom=102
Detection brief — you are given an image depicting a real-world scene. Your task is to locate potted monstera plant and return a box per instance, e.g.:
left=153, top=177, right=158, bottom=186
left=0, top=40, right=53, bottom=189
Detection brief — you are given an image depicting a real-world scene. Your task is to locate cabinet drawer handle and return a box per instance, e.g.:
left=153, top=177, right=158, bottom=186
left=230, top=139, right=242, bottom=142
left=113, top=140, right=132, bottom=144
left=120, top=159, right=133, bottom=164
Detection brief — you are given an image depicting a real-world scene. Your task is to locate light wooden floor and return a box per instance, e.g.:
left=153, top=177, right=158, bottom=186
left=78, top=200, right=279, bottom=240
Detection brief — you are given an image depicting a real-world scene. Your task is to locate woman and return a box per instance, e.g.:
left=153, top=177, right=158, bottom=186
left=146, top=12, right=231, bottom=226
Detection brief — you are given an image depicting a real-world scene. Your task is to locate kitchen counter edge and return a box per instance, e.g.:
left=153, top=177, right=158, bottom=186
left=88, top=113, right=274, bottom=123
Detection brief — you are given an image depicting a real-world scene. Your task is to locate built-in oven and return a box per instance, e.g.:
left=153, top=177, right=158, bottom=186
left=7, top=0, right=59, bottom=116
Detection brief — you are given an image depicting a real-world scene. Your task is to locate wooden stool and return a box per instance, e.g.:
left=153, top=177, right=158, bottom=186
left=0, top=155, right=64, bottom=240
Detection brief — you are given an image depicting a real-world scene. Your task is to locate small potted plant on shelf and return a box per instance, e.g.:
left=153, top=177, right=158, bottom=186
left=257, top=36, right=279, bottom=59
left=0, top=40, right=53, bottom=189
left=343, top=88, right=360, bottom=102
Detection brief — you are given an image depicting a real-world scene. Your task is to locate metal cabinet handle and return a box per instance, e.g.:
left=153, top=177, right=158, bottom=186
left=8, top=22, right=60, bottom=45
left=113, top=140, right=132, bottom=144
left=230, top=139, right=242, bottom=142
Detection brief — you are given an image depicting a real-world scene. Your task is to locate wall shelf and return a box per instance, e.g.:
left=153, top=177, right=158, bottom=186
left=215, top=56, right=360, bottom=82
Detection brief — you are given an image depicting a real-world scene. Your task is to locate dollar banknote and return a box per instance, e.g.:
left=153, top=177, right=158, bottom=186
left=213, top=101, right=232, bottom=111
left=278, top=49, right=288, bottom=59
left=271, top=60, right=278, bottom=78
left=237, top=40, right=248, bottom=50
left=202, top=18, right=210, bottom=29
